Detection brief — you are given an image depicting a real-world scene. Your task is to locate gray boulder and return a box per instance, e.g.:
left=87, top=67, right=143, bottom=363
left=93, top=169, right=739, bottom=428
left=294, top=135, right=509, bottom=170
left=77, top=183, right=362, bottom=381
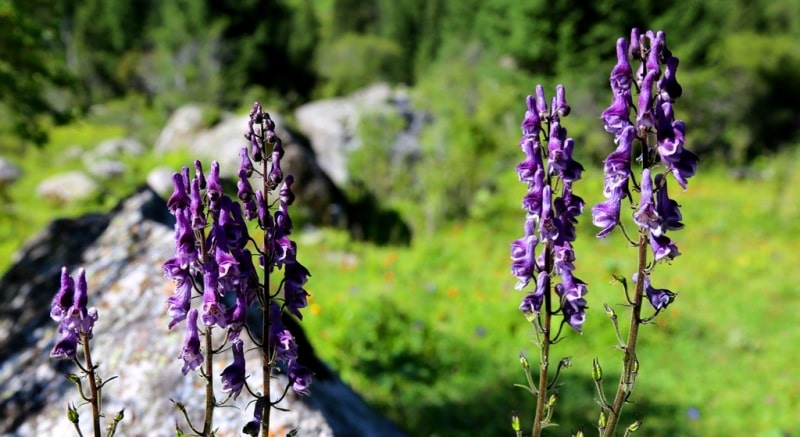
left=36, top=171, right=98, bottom=204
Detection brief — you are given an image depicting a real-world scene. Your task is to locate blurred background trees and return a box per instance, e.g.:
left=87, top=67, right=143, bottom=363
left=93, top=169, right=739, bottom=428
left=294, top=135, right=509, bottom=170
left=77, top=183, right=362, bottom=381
left=2, top=0, right=799, bottom=165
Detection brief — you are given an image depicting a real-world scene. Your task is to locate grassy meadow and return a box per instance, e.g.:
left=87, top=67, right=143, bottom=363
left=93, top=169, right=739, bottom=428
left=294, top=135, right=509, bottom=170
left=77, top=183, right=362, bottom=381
left=1, top=114, right=799, bottom=436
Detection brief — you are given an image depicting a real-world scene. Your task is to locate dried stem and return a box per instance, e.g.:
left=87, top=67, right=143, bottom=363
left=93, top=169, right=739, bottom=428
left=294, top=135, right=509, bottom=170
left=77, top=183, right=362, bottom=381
left=602, top=232, right=648, bottom=436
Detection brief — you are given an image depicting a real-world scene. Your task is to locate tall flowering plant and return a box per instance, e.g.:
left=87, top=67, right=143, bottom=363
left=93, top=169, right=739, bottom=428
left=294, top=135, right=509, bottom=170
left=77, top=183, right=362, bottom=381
left=50, top=268, right=123, bottom=437
left=591, top=29, right=697, bottom=436
left=163, top=102, right=312, bottom=436
left=510, top=84, right=587, bottom=435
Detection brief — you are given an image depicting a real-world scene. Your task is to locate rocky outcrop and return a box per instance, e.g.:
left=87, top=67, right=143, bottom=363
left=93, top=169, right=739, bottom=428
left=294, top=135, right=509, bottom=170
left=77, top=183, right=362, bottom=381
left=0, top=187, right=406, bottom=437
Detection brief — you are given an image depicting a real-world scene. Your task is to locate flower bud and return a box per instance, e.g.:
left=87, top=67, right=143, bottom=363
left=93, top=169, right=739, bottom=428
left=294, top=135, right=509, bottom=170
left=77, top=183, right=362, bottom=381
left=67, top=403, right=79, bottom=424
left=547, top=393, right=558, bottom=408
left=519, top=352, right=530, bottom=370
left=627, top=419, right=643, bottom=432
left=604, top=303, right=617, bottom=320
left=598, top=409, right=607, bottom=429
left=511, top=411, right=521, bottom=432
left=592, top=358, right=603, bottom=382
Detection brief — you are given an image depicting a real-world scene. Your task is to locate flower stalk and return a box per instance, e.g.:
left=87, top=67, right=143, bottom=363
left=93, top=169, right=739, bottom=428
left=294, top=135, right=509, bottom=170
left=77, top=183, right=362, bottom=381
left=592, top=28, right=696, bottom=436
left=511, top=84, right=587, bottom=435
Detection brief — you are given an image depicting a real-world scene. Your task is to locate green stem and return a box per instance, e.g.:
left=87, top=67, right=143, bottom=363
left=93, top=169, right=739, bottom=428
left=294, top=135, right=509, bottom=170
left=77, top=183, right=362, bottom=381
left=532, top=243, right=553, bottom=437
left=603, top=233, right=648, bottom=436
left=80, top=333, right=102, bottom=437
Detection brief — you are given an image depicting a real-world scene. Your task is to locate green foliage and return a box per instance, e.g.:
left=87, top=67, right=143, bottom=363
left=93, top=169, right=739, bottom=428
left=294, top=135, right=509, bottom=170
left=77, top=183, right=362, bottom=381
left=302, top=156, right=800, bottom=436
left=409, top=45, right=531, bottom=231
left=0, top=0, right=81, bottom=146
left=315, top=33, right=403, bottom=97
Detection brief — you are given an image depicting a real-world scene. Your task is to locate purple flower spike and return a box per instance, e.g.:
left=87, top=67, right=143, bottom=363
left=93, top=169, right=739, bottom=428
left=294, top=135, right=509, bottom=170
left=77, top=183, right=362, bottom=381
left=180, top=309, right=203, bottom=375
left=220, top=339, right=246, bottom=400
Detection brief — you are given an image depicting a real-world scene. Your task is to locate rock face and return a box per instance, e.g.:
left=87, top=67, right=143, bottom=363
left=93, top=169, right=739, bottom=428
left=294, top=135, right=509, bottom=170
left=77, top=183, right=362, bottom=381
left=0, top=187, right=406, bottom=437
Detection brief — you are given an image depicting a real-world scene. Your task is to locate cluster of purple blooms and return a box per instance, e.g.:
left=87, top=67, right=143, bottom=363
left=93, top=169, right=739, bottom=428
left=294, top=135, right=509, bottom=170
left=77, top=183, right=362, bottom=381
left=162, top=102, right=312, bottom=402
left=511, top=84, right=588, bottom=332
left=50, top=268, right=98, bottom=359
left=592, top=29, right=698, bottom=310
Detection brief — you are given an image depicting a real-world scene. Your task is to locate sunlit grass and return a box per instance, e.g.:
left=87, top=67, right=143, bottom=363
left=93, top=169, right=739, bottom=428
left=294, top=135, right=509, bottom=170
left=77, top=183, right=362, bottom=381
left=300, top=157, right=800, bottom=436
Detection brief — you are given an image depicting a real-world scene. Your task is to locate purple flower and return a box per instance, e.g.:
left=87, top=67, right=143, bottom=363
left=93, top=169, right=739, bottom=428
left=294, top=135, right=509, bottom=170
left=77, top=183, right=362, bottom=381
left=654, top=174, right=684, bottom=234
left=510, top=218, right=538, bottom=290
left=519, top=271, right=548, bottom=319
left=190, top=177, right=206, bottom=230
left=592, top=189, right=622, bottom=238
left=180, top=309, right=203, bottom=375
left=633, top=169, right=659, bottom=231
left=63, top=269, right=97, bottom=337
left=201, top=259, right=227, bottom=328
left=220, top=339, right=246, bottom=400
left=174, top=208, right=197, bottom=268
left=283, top=261, right=310, bottom=321
left=51, top=267, right=74, bottom=322
left=207, top=161, right=223, bottom=205
left=650, top=232, right=681, bottom=262
left=51, top=328, right=78, bottom=360
left=635, top=274, right=676, bottom=310
left=193, top=160, right=206, bottom=190
left=610, top=38, right=633, bottom=93
left=269, top=303, right=298, bottom=362
left=636, top=70, right=657, bottom=130
left=242, top=397, right=266, bottom=436
left=288, top=361, right=312, bottom=395
left=601, top=90, right=633, bottom=134
left=167, top=173, right=190, bottom=213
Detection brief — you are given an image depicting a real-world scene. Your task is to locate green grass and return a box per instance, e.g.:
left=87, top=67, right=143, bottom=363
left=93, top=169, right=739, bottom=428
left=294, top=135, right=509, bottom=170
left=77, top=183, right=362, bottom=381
left=299, top=157, right=800, bottom=436
left=2, top=111, right=799, bottom=436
